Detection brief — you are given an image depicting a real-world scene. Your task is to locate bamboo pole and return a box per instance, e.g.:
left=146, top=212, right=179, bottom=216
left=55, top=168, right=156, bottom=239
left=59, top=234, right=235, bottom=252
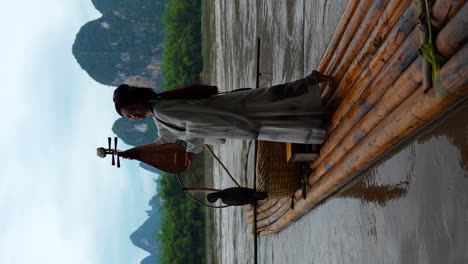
left=332, top=0, right=404, bottom=86
left=325, top=27, right=420, bottom=136
left=247, top=208, right=273, bottom=224
left=321, top=0, right=374, bottom=82
left=318, top=0, right=361, bottom=77
left=311, top=59, right=423, bottom=184
left=248, top=198, right=287, bottom=223
left=248, top=208, right=276, bottom=223
left=252, top=199, right=279, bottom=216
left=263, top=44, right=468, bottom=234
left=246, top=199, right=278, bottom=218
left=248, top=199, right=284, bottom=220
left=315, top=1, right=468, bottom=186
left=435, top=2, right=468, bottom=58
left=255, top=200, right=291, bottom=229
left=323, top=7, right=418, bottom=121
left=325, top=0, right=377, bottom=78
left=431, top=0, right=466, bottom=28
left=311, top=4, right=468, bottom=171
left=249, top=199, right=289, bottom=228
left=322, top=0, right=414, bottom=108
left=247, top=201, right=281, bottom=222
left=315, top=30, right=420, bottom=168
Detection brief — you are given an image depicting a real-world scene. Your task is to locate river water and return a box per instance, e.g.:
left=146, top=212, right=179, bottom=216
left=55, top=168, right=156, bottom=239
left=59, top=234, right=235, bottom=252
left=202, top=1, right=468, bottom=263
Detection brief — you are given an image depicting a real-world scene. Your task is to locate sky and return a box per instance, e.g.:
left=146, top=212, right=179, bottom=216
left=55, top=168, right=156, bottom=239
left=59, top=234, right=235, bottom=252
left=0, top=1, right=157, bottom=263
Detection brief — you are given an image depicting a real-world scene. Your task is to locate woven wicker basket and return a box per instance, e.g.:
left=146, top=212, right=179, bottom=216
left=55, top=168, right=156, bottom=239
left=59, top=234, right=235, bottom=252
left=257, top=141, right=303, bottom=198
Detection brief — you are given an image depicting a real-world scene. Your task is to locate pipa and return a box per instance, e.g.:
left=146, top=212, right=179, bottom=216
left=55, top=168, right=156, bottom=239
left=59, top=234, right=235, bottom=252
left=97, top=137, right=192, bottom=174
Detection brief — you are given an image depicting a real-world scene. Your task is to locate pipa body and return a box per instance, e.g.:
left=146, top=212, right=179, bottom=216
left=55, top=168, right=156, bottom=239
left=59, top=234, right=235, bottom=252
left=119, top=143, right=192, bottom=173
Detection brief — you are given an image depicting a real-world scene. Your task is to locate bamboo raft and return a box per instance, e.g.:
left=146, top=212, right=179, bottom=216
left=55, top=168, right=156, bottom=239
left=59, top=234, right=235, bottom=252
left=247, top=0, right=468, bottom=236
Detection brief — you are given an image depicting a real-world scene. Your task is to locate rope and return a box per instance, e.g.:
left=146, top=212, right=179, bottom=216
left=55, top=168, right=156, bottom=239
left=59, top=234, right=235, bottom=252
left=175, top=172, right=229, bottom=209
left=205, top=144, right=241, bottom=187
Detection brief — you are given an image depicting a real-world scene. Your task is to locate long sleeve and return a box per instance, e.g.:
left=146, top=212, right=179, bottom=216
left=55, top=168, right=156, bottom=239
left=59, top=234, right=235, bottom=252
left=185, top=136, right=205, bottom=154
left=152, top=117, right=179, bottom=145
left=152, top=116, right=205, bottom=154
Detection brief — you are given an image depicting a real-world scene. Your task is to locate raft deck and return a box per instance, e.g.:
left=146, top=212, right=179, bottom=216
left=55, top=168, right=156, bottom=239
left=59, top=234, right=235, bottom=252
left=247, top=0, right=468, bottom=236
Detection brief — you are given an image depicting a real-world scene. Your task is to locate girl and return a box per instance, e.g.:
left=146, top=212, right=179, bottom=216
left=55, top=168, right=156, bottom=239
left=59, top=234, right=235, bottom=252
left=113, top=71, right=333, bottom=153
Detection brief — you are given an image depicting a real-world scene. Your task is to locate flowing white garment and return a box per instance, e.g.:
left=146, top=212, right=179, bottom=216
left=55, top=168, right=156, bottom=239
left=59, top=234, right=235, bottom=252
left=152, top=76, right=325, bottom=153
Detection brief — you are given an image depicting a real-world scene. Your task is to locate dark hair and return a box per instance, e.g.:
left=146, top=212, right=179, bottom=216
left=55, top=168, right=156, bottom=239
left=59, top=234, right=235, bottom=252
left=207, top=193, right=220, bottom=203
left=113, top=84, right=219, bottom=116
left=113, top=84, right=157, bottom=116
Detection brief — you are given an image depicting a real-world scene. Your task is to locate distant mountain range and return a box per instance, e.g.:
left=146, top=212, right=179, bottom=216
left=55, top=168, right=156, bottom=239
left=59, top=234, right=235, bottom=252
left=73, top=0, right=167, bottom=88
left=130, top=196, right=164, bottom=264
left=112, top=116, right=158, bottom=146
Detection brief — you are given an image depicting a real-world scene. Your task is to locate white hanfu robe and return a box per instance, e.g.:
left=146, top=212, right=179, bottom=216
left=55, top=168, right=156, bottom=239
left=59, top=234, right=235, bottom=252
left=152, top=75, right=325, bottom=153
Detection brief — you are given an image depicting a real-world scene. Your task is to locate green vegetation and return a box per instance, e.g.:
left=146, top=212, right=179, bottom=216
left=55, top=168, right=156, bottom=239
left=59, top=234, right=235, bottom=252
left=161, top=0, right=203, bottom=90
left=157, top=153, right=206, bottom=264
left=156, top=1, right=206, bottom=263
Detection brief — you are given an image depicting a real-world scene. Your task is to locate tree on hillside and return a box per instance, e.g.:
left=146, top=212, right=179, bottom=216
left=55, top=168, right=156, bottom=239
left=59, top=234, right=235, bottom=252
left=162, top=0, right=202, bottom=90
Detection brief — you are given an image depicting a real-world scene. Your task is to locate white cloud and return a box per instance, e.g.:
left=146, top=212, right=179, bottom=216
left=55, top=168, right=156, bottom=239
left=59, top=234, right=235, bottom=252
left=0, top=0, right=100, bottom=150
left=0, top=202, right=94, bottom=264
left=0, top=1, right=156, bottom=263
left=0, top=155, right=94, bottom=264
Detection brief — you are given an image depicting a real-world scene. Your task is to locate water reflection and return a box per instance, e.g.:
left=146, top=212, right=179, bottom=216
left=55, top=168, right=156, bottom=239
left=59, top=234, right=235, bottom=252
left=338, top=178, right=409, bottom=207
